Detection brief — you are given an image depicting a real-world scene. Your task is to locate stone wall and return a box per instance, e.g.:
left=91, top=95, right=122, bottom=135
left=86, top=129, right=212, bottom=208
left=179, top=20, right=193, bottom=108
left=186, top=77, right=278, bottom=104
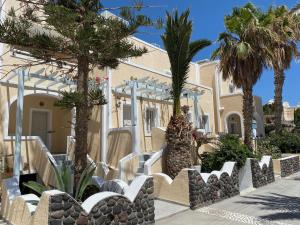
left=188, top=162, right=239, bottom=209
left=279, top=156, right=300, bottom=177
left=1, top=175, right=155, bottom=225
left=250, top=156, right=275, bottom=188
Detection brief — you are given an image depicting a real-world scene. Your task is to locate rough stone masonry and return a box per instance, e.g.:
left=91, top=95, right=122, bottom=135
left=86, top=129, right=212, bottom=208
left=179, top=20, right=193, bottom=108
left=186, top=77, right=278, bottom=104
left=188, top=163, right=239, bottom=209
left=250, top=158, right=275, bottom=188
left=279, top=156, right=300, bottom=177
left=48, top=177, right=155, bottom=225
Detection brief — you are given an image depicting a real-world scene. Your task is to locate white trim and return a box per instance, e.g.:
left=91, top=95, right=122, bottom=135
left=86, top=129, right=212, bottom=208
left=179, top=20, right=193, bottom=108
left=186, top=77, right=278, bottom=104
left=220, top=92, right=243, bottom=98
left=224, top=111, right=244, bottom=138
left=29, top=108, right=53, bottom=150
left=197, top=60, right=220, bottom=67
left=130, top=36, right=167, bottom=54
left=144, top=104, right=160, bottom=136
left=120, top=60, right=213, bottom=91
left=130, top=36, right=198, bottom=65
left=214, top=66, right=222, bottom=132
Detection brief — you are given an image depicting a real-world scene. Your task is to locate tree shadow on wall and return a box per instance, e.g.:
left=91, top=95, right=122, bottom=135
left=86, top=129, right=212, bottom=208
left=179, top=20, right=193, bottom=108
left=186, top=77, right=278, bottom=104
left=237, top=193, right=300, bottom=221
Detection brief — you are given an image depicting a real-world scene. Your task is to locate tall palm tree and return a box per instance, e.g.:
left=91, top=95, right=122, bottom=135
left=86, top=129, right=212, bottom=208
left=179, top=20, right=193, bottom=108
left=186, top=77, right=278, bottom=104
left=161, top=9, right=211, bottom=178
left=212, top=3, right=277, bottom=149
left=265, top=6, right=300, bottom=133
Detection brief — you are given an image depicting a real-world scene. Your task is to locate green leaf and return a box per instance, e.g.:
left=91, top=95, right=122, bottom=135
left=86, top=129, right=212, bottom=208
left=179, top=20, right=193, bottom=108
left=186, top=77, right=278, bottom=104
left=75, top=163, right=96, bottom=201
left=23, top=181, right=49, bottom=195
left=49, top=157, right=65, bottom=192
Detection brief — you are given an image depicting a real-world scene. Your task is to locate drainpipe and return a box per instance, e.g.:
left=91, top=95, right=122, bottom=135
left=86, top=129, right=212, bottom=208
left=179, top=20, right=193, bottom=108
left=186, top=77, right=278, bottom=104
left=14, top=69, right=25, bottom=179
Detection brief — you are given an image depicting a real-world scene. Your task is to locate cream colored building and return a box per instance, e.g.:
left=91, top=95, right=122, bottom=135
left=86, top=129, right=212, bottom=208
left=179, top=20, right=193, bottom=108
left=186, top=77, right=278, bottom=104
left=0, top=1, right=265, bottom=175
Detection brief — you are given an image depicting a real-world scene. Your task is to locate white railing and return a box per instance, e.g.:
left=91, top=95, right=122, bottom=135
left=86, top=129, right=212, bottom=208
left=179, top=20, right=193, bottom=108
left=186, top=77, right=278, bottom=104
left=118, top=153, right=139, bottom=181
left=144, top=149, right=163, bottom=175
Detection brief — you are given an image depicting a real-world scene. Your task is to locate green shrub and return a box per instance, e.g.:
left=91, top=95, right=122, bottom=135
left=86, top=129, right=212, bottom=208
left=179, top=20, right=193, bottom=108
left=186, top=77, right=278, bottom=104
left=268, top=131, right=300, bottom=153
left=256, top=138, right=281, bottom=159
left=264, top=124, right=275, bottom=135
left=200, top=135, right=254, bottom=172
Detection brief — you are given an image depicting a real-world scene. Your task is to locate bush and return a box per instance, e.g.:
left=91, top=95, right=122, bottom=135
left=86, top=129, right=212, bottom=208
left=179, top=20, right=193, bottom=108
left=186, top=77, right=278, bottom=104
left=268, top=131, right=300, bottom=153
left=256, top=138, right=281, bottom=159
left=200, top=135, right=254, bottom=172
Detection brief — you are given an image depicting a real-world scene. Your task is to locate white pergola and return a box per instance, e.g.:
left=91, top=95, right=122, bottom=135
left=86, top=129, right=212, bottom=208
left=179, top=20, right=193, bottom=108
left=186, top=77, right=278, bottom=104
left=0, top=68, right=107, bottom=179
left=113, top=77, right=205, bottom=154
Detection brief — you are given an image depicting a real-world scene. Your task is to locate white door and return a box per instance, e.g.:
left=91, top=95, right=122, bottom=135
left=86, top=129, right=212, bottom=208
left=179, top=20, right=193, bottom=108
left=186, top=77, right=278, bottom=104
left=30, top=110, right=51, bottom=148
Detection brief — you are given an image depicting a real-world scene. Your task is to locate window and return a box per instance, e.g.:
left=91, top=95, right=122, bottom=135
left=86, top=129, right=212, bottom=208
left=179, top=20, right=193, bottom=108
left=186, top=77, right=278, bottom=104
left=145, top=107, right=158, bottom=134
left=123, top=104, right=132, bottom=127
left=199, top=114, right=210, bottom=133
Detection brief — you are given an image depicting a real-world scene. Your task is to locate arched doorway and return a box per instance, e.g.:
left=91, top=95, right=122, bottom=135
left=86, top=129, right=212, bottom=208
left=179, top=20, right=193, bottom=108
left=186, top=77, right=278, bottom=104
left=226, top=113, right=242, bottom=137
left=8, top=94, right=72, bottom=153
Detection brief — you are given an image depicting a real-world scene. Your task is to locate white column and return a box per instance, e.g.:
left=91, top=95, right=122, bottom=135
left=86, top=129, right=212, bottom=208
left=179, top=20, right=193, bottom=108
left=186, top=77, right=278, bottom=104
left=193, top=94, right=200, bottom=128
left=14, top=69, right=25, bottom=179
left=106, top=68, right=112, bottom=129
left=71, top=108, right=76, bottom=136
left=101, top=81, right=108, bottom=163
left=130, top=80, right=140, bottom=154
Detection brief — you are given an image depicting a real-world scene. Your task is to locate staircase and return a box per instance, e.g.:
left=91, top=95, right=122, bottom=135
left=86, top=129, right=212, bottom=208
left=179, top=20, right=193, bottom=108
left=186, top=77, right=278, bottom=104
left=135, top=154, right=152, bottom=177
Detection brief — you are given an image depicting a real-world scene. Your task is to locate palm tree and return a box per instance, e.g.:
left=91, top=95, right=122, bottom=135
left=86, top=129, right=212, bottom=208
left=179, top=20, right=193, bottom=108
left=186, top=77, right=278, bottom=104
left=161, top=9, right=211, bottom=178
left=212, top=3, right=276, bottom=149
left=265, top=6, right=300, bottom=133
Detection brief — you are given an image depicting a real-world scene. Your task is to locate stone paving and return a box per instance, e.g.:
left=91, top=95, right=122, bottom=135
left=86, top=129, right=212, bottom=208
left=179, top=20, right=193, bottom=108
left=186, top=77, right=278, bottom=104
left=157, top=172, right=300, bottom=225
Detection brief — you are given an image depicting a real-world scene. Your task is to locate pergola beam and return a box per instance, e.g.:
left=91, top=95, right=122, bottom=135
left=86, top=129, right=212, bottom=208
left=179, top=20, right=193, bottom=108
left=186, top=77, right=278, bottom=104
left=5, top=72, right=18, bottom=82
left=46, top=80, right=60, bottom=89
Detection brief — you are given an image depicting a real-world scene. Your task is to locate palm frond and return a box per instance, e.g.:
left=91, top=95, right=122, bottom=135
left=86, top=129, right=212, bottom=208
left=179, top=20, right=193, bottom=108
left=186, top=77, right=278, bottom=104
left=189, top=39, right=211, bottom=59
left=161, top=9, right=210, bottom=115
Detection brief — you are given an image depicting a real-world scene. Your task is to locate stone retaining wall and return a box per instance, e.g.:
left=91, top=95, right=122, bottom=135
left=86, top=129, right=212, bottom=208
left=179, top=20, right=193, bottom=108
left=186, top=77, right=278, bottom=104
left=1, top=175, right=155, bottom=225
left=273, top=155, right=300, bottom=177
left=250, top=156, right=275, bottom=188
left=280, top=156, right=300, bottom=177
left=188, top=162, right=239, bottom=209
left=152, top=161, right=239, bottom=209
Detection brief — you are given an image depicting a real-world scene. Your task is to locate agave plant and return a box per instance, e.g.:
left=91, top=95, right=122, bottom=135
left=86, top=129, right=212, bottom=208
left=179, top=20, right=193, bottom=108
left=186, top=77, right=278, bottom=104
left=23, top=158, right=96, bottom=201
left=161, top=9, right=211, bottom=178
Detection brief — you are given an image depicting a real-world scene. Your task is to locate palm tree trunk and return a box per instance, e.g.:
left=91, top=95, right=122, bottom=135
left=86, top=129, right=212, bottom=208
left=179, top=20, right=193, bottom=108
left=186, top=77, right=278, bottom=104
left=74, top=55, right=89, bottom=185
left=274, top=66, right=285, bottom=133
left=173, top=96, right=181, bottom=116
left=243, top=84, right=254, bottom=150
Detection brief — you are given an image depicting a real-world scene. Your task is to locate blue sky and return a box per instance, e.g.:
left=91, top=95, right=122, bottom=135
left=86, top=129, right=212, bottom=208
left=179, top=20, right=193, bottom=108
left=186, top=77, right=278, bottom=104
left=103, top=0, right=300, bottom=106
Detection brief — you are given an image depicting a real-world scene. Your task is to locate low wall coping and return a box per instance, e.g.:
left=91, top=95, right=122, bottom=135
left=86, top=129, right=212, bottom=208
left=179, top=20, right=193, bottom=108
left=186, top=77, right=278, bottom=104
left=278, top=155, right=299, bottom=161
left=125, top=175, right=151, bottom=202
left=82, top=192, right=121, bottom=213
left=258, top=156, right=272, bottom=169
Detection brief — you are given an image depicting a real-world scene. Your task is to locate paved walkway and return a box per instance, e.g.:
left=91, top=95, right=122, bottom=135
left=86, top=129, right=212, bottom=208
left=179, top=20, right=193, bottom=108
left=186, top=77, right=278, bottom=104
left=156, top=172, right=300, bottom=225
